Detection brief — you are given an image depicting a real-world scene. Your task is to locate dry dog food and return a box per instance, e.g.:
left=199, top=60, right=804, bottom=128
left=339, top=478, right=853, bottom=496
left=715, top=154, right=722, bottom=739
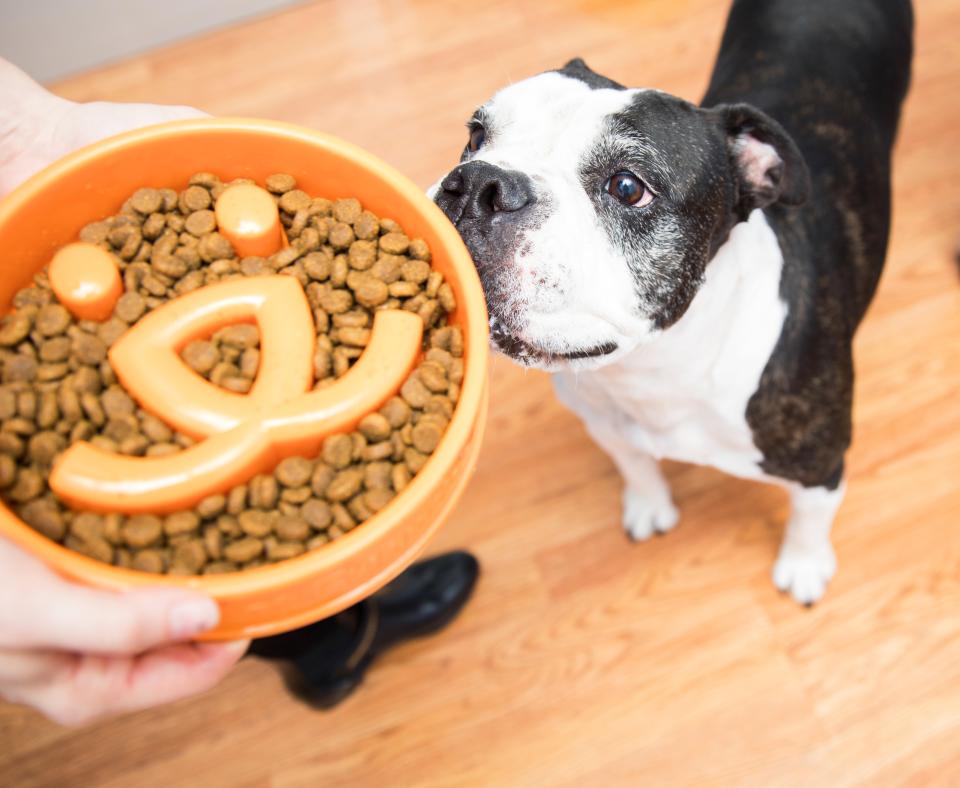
left=0, top=173, right=464, bottom=574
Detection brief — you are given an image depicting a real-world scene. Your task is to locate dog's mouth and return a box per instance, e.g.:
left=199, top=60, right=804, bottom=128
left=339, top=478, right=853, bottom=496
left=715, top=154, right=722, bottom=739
left=490, top=323, right=618, bottom=366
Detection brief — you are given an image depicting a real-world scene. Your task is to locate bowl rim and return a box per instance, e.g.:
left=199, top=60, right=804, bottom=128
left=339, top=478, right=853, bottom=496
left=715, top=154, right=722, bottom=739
left=0, top=117, right=488, bottom=596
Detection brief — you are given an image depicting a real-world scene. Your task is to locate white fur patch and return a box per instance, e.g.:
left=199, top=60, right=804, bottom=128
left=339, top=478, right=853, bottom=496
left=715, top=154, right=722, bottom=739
left=554, top=208, right=788, bottom=483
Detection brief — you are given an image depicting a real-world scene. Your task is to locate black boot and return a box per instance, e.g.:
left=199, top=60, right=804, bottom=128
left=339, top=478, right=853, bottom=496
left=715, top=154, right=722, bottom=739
left=249, top=550, right=480, bottom=708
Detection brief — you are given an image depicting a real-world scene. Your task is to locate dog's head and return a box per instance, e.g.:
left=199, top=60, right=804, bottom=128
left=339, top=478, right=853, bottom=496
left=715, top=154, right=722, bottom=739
left=432, top=58, right=809, bottom=370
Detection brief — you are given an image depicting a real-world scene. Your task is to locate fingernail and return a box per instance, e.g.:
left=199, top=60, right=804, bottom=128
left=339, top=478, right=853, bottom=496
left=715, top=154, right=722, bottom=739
left=169, top=598, right=220, bottom=639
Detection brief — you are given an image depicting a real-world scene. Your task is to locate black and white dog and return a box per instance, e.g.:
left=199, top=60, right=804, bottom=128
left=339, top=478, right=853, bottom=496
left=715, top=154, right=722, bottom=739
left=432, top=0, right=913, bottom=604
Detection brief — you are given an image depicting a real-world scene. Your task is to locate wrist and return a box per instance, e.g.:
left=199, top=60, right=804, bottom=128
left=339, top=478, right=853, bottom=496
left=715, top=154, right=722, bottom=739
left=0, top=58, right=72, bottom=196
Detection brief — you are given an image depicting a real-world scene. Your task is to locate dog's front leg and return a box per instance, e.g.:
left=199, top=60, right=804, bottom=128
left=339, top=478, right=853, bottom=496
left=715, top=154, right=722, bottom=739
left=772, top=482, right=845, bottom=605
left=553, top=375, right=678, bottom=541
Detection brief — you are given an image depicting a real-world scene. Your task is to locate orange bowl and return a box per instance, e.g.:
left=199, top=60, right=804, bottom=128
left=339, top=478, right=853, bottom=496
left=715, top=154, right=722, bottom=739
left=0, top=118, right=488, bottom=640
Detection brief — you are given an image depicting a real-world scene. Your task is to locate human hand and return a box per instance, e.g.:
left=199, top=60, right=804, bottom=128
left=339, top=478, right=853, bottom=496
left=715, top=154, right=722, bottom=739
left=0, top=57, right=204, bottom=199
left=0, top=60, right=246, bottom=727
left=0, top=536, right=248, bottom=726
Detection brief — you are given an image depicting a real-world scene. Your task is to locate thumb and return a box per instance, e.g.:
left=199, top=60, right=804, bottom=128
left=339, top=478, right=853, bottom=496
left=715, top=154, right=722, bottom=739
left=23, top=581, right=221, bottom=655
left=1, top=536, right=221, bottom=655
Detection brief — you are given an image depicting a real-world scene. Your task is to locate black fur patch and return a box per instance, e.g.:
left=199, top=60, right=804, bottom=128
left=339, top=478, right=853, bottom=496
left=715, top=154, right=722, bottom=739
left=702, top=0, right=913, bottom=487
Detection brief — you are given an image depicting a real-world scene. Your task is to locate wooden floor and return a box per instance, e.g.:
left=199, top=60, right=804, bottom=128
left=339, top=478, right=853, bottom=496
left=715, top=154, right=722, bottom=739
left=2, top=1, right=959, bottom=785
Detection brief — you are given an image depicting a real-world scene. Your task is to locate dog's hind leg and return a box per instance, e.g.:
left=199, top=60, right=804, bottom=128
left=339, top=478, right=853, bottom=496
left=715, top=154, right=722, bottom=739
left=772, top=482, right=846, bottom=605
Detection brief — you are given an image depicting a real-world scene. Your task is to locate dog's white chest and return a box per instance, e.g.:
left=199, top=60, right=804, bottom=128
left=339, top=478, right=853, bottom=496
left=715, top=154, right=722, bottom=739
left=554, top=210, right=788, bottom=482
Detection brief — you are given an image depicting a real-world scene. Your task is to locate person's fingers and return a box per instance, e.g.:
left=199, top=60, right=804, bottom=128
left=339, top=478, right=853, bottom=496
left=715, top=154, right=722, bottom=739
left=113, top=639, right=249, bottom=717
left=15, top=640, right=249, bottom=726
left=0, top=536, right=221, bottom=654
left=0, top=647, right=72, bottom=686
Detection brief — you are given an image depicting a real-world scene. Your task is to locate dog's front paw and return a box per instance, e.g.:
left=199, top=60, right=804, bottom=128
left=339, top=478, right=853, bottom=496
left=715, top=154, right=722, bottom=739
left=622, top=487, right=679, bottom=542
left=772, top=545, right=836, bottom=606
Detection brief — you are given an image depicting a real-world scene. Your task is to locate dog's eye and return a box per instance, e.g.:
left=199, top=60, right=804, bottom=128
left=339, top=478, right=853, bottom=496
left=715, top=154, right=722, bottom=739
left=468, top=125, right=486, bottom=153
left=605, top=171, right=653, bottom=207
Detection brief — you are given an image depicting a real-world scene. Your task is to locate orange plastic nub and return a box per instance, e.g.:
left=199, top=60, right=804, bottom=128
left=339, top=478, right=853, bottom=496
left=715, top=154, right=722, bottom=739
left=48, top=242, right=122, bottom=321
left=49, top=309, right=424, bottom=514
left=109, top=276, right=315, bottom=439
left=215, top=183, right=284, bottom=258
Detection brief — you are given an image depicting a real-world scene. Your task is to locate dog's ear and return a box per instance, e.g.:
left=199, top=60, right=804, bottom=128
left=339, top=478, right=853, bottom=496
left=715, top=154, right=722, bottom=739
left=556, top=58, right=625, bottom=90
left=710, top=103, right=810, bottom=218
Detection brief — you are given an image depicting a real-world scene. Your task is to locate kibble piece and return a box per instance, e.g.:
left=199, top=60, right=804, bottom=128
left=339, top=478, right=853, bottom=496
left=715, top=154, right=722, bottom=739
left=379, top=232, right=410, bottom=256
left=325, top=469, right=364, bottom=502
left=219, top=324, right=259, bottom=349
left=198, top=232, right=235, bottom=262
left=364, top=487, right=395, bottom=513
left=7, top=468, right=42, bottom=502
left=408, top=238, right=431, bottom=261
left=172, top=539, right=207, bottom=573
left=281, top=485, right=312, bottom=504
left=321, top=434, right=353, bottom=469
left=328, top=222, right=355, bottom=251
left=217, top=514, right=242, bottom=536
left=123, top=514, right=163, bottom=548
left=401, top=259, right=431, bottom=284
left=3, top=355, right=37, bottom=383
left=380, top=396, right=411, bottom=429
left=182, top=340, right=219, bottom=375
left=238, top=510, right=273, bottom=538
left=101, top=385, right=136, bottom=418
left=275, top=456, right=314, bottom=488
left=72, top=333, right=107, bottom=366
left=114, top=291, right=146, bottom=324
left=0, top=313, right=33, bottom=347
left=353, top=276, right=389, bottom=308
left=315, top=287, right=352, bottom=315
left=353, top=211, right=380, bottom=240
left=303, top=251, right=332, bottom=282
left=249, top=474, right=279, bottom=509
left=347, top=240, right=377, bottom=271
left=227, top=484, right=248, bottom=515
left=0, top=432, right=24, bottom=458
left=240, top=348, right=260, bottom=378
left=310, top=463, right=335, bottom=497
left=183, top=185, right=212, bottom=212
left=358, top=412, right=392, bottom=442
left=192, top=495, right=226, bottom=523
left=0, top=454, right=15, bottom=488
left=266, top=173, right=296, bottom=194
left=5, top=417, right=36, bottom=437
left=418, top=361, right=449, bottom=393
left=392, top=463, right=412, bottom=493
left=301, top=498, right=332, bottom=529
left=164, top=511, right=201, bottom=537
left=400, top=375, right=431, bottom=408
left=184, top=209, right=216, bottom=237
left=16, top=390, right=37, bottom=420
left=20, top=499, right=65, bottom=541
left=132, top=550, right=165, bottom=573
left=268, top=541, right=306, bottom=561
left=337, top=327, right=370, bottom=347
left=279, top=189, right=312, bottom=214
left=404, top=448, right=429, bottom=474
left=130, top=188, right=164, bottom=214
left=275, top=515, right=310, bottom=541
left=412, top=419, right=444, bottom=454
left=35, top=304, right=71, bottom=337
left=364, top=461, right=393, bottom=490
left=332, top=197, right=362, bottom=224
left=224, top=538, right=264, bottom=564
left=28, top=431, right=65, bottom=465
left=203, top=526, right=223, bottom=560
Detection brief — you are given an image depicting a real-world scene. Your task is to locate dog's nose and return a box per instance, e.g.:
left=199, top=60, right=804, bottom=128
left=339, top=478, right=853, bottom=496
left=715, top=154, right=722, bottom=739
left=436, top=161, right=534, bottom=223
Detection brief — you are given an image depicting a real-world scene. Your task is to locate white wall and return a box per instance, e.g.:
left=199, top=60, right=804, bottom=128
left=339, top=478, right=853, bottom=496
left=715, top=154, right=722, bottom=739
left=0, top=0, right=300, bottom=82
